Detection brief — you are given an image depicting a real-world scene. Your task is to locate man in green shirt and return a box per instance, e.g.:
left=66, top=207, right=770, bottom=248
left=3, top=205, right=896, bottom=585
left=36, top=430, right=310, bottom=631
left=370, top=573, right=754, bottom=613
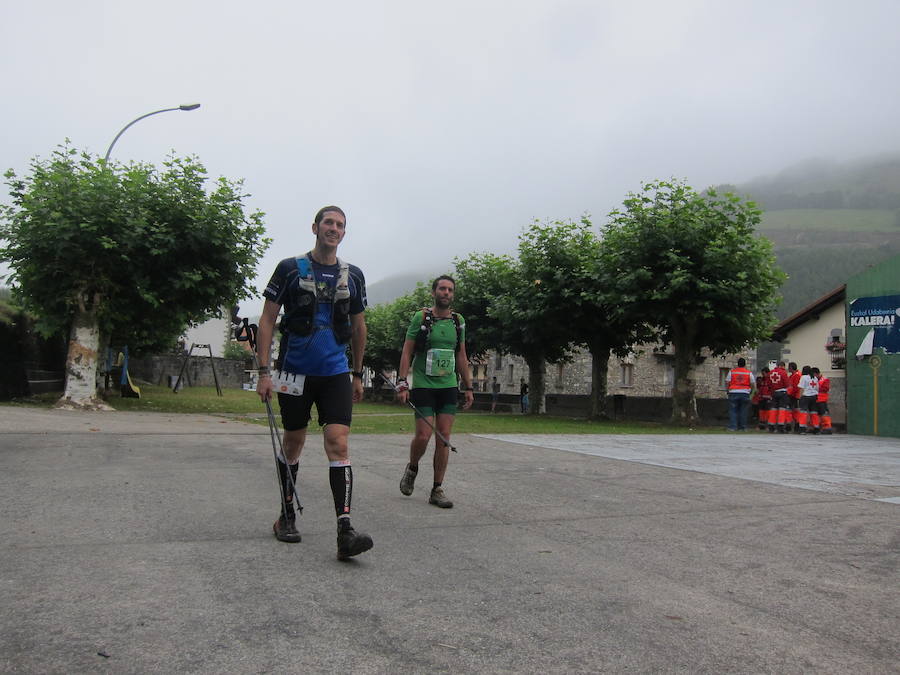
left=395, top=275, right=474, bottom=508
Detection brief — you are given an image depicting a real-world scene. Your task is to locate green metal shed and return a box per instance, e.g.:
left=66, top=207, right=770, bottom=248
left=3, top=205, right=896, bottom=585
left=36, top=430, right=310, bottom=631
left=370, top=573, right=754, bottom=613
left=846, top=254, right=900, bottom=437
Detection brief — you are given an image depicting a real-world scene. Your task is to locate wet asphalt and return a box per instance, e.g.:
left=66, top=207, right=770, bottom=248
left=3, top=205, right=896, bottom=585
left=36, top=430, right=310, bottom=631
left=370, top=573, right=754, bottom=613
left=1, top=407, right=898, bottom=673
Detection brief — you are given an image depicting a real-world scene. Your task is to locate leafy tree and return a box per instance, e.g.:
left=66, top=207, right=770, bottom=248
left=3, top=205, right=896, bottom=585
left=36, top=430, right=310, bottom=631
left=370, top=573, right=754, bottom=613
left=601, top=179, right=786, bottom=425
left=222, top=340, right=253, bottom=364
left=452, top=253, right=518, bottom=360
left=1, top=144, right=269, bottom=409
left=519, top=217, right=653, bottom=418
left=363, top=282, right=432, bottom=377
left=454, top=247, right=574, bottom=414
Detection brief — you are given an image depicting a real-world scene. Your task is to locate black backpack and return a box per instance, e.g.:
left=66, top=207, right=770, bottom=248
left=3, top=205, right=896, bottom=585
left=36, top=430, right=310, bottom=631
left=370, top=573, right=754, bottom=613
left=413, top=308, right=462, bottom=354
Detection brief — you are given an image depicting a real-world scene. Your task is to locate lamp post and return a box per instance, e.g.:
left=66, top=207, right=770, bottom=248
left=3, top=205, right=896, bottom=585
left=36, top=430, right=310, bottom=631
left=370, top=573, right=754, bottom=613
left=103, top=103, right=201, bottom=163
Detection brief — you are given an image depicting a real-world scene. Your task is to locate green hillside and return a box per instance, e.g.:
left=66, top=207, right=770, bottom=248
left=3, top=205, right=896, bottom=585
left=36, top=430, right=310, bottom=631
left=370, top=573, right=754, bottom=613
left=760, top=209, right=899, bottom=231
left=367, top=270, right=435, bottom=306
left=727, top=153, right=900, bottom=210
left=725, top=154, right=900, bottom=318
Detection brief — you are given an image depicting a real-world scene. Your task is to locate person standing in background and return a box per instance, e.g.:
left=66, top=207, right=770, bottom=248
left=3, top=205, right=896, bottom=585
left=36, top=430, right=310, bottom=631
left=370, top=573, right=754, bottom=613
left=725, top=357, right=753, bottom=432
left=796, top=365, right=818, bottom=434
left=787, top=362, right=801, bottom=433
left=814, top=367, right=833, bottom=435
left=767, top=361, right=790, bottom=434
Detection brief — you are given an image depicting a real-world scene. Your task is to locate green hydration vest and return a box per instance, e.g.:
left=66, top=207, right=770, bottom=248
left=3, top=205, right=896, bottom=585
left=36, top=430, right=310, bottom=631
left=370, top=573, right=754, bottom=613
left=280, top=252, right=353, bottom=344
left=414, top=307, right=462, bottom=354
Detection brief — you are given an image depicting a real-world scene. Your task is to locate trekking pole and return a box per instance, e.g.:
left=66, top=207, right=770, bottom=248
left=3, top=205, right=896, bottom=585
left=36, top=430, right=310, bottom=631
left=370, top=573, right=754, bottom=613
left=379, top=372, right=457, bottom=453
left=235, top=318, right=303, bottom=513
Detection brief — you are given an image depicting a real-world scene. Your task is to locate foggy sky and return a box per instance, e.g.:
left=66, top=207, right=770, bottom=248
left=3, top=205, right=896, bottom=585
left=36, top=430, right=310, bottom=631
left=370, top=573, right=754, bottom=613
left=3, top=0, right=900, bottom=315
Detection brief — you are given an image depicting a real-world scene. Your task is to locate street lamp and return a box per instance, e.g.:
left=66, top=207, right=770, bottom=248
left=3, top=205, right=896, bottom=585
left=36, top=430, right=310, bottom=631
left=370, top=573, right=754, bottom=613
left=103, top=103, right=201, bottom=163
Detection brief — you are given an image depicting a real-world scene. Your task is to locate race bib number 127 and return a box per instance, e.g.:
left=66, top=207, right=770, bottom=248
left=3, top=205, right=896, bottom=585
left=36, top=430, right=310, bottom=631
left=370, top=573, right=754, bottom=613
left=425, top=348, right=455, bottom=377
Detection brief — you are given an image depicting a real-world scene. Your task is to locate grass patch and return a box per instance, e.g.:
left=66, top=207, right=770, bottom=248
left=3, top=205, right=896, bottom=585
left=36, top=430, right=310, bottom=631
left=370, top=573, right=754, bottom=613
left=354, top=410, right=711, bottom=435
left=2, top=384, right=720, bottom=434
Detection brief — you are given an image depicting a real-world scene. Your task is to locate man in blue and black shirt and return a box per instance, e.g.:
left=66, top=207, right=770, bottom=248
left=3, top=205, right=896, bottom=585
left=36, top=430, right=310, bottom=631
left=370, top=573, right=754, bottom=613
left=255, top=205, right=373, bottom=560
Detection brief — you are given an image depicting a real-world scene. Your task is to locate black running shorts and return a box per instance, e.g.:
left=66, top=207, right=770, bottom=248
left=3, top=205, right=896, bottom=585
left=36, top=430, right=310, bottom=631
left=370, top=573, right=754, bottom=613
left=277, top=373, right=353, bottom=431
left=410, top=387, right=458, bottom=418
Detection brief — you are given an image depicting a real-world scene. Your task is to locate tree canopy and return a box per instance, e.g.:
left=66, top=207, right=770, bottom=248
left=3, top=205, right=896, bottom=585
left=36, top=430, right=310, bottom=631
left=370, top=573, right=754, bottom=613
left=363, top=281, right=433, bottom=376
left=1, top=144, right=270, bottom=406
left=601, top=179, right=785, bottom=424
left=517, top=217, right=653, bottom=417
left=454, top=243, right=576, bottom=413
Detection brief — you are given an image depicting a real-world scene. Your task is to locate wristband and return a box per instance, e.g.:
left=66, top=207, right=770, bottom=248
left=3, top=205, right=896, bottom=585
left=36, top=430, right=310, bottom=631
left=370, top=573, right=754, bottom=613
left=258, top=366, right=270, bottom=375
left=352, top=371, right=364, bottom=379
left=464, top=387, right=474, bottom=392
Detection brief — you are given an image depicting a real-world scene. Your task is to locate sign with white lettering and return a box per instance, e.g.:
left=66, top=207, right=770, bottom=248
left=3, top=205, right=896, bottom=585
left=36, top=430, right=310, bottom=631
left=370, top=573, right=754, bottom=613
left=850, top=294, right=900, bottom=356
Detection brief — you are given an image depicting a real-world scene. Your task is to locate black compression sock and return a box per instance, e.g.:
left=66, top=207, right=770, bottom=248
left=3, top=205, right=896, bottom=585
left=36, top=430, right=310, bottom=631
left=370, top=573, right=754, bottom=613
left=329, top=462, right=353, bottom=517
left=277, top=457, right=299, bottom=514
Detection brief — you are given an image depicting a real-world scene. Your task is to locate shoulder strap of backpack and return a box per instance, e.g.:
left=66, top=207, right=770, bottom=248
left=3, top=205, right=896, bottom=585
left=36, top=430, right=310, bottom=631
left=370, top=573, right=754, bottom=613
left=334, top=257, right=350, bottom=300
left=451, top=312, right=462, bottom=351
left=296, top=252, right=313, bottom=279
left=414, top=308, right=433, bottom=353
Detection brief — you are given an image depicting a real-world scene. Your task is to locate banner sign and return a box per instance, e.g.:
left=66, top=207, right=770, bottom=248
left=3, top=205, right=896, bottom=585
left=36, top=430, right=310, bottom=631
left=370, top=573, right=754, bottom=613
left=850, top=294, right=900, bottom=356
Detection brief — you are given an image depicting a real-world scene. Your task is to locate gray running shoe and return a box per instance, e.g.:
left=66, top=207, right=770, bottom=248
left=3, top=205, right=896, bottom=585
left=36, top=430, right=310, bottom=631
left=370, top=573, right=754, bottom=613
left=273, top=514, right=301, bottom=543
left=400, top=463, right=417, bottom=496
left=429, top=486, right=453, bottom=509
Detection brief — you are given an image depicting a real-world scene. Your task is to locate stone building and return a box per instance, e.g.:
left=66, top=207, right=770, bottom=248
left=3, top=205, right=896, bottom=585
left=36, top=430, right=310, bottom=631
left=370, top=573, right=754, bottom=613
left=472, top=344, right=753, bottom=415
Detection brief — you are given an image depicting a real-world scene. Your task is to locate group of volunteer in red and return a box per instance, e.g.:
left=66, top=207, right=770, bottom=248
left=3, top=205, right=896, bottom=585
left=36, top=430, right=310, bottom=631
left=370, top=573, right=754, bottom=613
left=751, top=361, right=833, bottom=434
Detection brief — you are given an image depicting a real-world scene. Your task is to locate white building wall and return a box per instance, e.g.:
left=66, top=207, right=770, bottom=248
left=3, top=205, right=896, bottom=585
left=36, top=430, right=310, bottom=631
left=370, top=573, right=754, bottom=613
left=778, top=302, right=846, bottom=377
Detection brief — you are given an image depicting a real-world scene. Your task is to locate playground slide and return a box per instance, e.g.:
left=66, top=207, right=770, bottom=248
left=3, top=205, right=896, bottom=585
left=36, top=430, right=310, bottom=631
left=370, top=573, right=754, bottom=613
left=121, top=371, right=141, bottom=398
left=118, top=349, right=141, bottom=399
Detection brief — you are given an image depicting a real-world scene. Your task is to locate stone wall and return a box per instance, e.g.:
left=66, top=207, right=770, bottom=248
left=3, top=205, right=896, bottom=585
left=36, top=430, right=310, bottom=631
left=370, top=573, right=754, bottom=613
left=477, top=345, right=755, bottom=399
left=129, top=355, right=250, bottom=389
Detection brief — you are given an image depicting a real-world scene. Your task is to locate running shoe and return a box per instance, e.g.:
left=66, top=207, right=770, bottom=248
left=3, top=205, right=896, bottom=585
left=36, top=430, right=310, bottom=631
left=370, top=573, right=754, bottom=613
left=273, top=513, right=301, bottom=543
left=429, top=486, right=454, bottom=509
left=400, top=463, right=417, bottom=496
left=336, top=520, right=374, bottom=560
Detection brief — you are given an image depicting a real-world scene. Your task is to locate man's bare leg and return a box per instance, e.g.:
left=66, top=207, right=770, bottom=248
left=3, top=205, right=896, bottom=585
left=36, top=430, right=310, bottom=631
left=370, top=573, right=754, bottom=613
left=428, top=414, right=455, bottom=508
left=400, top=417, right=434, bottom=496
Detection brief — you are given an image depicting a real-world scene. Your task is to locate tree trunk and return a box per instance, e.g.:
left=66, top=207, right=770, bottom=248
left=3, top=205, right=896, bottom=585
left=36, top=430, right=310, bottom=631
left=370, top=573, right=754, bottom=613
left=669, top=316, right=700, bottom=426
left=670, top=343, right=700, bottom=425
left=588, top=340, right=611, bottom=420
left=526, top=355, right=546, bottom=414
left=57, top=298, right=112, bottom=411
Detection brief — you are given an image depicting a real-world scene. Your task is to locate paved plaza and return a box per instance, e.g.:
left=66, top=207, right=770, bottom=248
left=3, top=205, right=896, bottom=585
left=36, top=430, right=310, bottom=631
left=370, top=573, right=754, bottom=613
left=1, top=407, right=898, bottom=673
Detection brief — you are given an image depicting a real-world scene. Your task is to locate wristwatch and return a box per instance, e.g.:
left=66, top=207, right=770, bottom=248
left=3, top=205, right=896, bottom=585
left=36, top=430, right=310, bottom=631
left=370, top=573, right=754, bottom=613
left=352, top=371, right=364, bottom=379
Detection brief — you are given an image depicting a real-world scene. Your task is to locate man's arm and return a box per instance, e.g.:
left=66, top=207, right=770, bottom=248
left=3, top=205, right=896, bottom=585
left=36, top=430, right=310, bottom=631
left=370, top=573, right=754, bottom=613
left=350, top=311, right=367, bottom=403
left=255, top=298, right=281, bottom=401
left=456, top=340, right=474, bottom=410
left=396, top=338, right=416, bottom=403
